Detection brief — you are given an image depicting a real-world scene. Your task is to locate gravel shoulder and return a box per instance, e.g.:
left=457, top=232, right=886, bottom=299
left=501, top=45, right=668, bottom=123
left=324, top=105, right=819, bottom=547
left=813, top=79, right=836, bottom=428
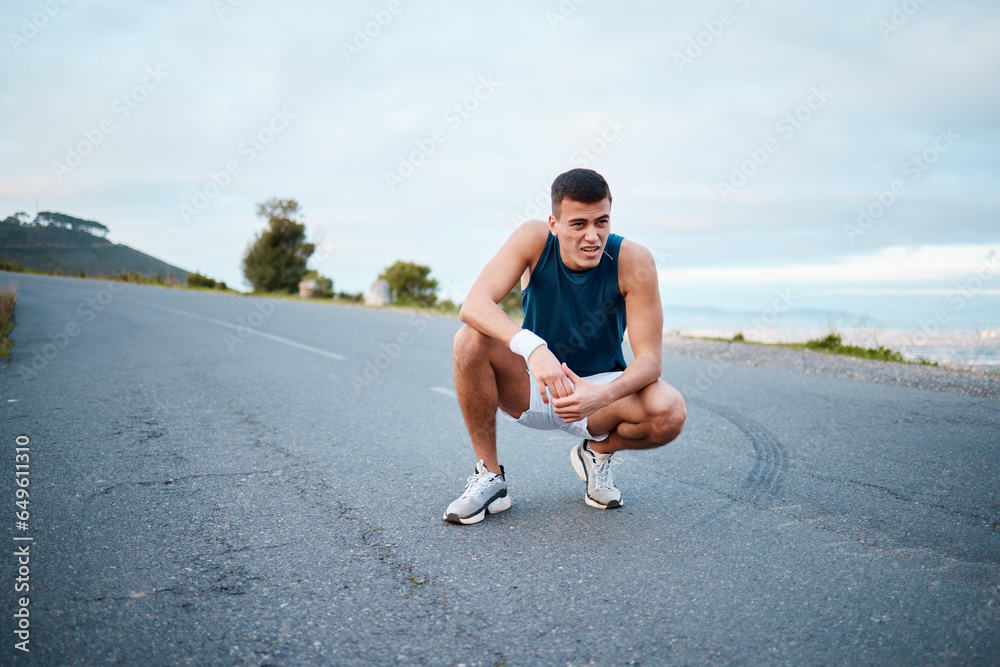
left=663, top=335, right=1000, bottom=400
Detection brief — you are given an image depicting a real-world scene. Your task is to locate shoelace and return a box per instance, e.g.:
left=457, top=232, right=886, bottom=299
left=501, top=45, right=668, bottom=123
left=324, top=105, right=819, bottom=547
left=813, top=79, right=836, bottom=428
left=460, top=469, right=496, bottom=499
left=592, top=454, right=622, bottom=490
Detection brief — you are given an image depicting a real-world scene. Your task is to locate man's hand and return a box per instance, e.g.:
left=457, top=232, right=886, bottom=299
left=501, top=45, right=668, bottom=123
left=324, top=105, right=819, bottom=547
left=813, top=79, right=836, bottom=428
left=527, top=348, right=574, bottom=405
left=550, top=364, right=610, bottom=423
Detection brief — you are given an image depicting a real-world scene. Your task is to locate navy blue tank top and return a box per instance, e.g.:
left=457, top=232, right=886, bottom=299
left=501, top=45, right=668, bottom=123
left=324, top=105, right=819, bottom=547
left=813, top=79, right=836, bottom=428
left=521, top=232, right=627, bottom=376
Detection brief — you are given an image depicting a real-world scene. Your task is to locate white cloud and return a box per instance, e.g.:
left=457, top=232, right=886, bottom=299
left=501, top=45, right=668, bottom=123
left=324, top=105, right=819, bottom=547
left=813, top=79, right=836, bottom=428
left=658, top=244, right=1000, bottom=285
left=0, top=0, right=997, bottom=297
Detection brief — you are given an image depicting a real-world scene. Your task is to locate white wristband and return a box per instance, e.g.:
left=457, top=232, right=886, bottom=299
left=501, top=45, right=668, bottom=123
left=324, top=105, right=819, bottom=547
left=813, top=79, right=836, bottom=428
left=509, top=329, right=547, bottom=364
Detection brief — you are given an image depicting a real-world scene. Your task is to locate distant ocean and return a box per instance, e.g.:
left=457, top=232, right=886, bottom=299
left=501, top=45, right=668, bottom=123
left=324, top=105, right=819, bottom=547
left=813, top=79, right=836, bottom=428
left=663, top=299, right=1000, bottom=370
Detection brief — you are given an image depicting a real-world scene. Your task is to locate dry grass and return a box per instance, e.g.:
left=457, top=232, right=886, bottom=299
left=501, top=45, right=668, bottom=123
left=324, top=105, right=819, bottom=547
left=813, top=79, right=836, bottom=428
left=0, top=282, right=17, bottom=357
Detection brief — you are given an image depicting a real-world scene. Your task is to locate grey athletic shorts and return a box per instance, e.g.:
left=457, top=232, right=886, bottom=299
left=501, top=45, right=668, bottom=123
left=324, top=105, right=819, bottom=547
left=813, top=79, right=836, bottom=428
left=497, top=368, right=624, bottom=441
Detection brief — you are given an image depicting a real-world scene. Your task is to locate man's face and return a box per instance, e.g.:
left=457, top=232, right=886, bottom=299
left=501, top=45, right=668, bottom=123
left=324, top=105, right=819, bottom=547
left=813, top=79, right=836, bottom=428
left=548, top=197, right=611, bottom=271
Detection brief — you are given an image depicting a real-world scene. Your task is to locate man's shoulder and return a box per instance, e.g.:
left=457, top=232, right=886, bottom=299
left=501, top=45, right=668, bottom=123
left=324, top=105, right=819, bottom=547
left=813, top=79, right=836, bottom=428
left=509, top=219, right=551, bottom=257
left=513, top=219, right=550, bottom=241
left=617, top=237, right=654, bottom=264
left=615, top=238, right=657, bottom=293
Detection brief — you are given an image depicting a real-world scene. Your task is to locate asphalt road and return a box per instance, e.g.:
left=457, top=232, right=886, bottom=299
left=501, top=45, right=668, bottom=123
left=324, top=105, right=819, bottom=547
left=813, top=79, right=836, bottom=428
left=1, top=272, right=998, bottom=666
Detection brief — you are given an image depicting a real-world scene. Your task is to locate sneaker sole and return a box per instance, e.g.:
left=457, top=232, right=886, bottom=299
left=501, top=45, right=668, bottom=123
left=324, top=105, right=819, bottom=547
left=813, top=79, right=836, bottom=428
left=571, top=444, right=623, bottom=510
left=443, top=494, right=511, bottom=525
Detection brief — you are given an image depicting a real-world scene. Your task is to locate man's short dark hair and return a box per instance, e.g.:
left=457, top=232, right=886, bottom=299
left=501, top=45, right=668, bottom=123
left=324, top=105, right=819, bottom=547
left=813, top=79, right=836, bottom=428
left=551, top=168, right=612, bottom=219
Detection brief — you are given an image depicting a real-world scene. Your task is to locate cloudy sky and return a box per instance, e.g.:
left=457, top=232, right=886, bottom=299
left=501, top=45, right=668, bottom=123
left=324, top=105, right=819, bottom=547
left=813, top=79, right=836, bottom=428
left=2, top=0, right=998, bottom=323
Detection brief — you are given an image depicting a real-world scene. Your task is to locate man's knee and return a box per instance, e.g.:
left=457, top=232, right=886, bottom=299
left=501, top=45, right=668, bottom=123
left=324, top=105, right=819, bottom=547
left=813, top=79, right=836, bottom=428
left=453, top=324, right=488, bottom=366
left=646, top=382, right=686, bottom=446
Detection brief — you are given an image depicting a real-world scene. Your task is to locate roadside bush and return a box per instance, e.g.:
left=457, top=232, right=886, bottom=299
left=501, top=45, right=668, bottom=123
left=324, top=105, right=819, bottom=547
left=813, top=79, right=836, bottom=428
left=806, top=333, right=842, bottom=350
left=335, top=291, right=363, bottom=303
left=804, top=332, right=908, bottom=363
left=436, top=299, right=460, bottom=314
left=499, top=286, right=522, bottom=316
left=187, top=271, right=227, bottom=290
left=113, top=271, right=144, bottom=283
left=0, top=282, right=17, bottom=357
left=302, top=270, right=333, bottom=297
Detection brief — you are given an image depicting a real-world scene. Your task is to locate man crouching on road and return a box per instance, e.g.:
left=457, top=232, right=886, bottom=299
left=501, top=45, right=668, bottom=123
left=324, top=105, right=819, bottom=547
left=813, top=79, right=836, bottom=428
left=444, top=168, right=687, bottom=524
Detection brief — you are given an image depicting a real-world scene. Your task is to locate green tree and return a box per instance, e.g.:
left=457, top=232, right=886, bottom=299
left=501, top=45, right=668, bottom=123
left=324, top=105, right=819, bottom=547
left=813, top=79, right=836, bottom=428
left=378, top=260, right=438, bottom=306
left=242, top=198, right=315, bottom=293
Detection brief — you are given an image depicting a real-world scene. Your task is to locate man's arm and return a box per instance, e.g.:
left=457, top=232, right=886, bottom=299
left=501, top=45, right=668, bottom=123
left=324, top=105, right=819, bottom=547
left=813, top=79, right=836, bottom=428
left=551, top=240, right=663, bottom=422
left=605, top=240, right=663, bottom=401
left=459, top=220, right=576, bottom=403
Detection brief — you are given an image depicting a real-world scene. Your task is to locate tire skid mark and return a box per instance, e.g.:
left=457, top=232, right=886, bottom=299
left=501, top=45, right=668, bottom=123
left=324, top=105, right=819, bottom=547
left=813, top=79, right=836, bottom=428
left=689, top=398, right=789, bottom=506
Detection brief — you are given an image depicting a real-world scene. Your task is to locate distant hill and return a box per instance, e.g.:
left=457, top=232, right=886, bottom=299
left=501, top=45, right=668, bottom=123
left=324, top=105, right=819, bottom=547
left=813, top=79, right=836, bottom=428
left=0, top=211, right=188, bottom=280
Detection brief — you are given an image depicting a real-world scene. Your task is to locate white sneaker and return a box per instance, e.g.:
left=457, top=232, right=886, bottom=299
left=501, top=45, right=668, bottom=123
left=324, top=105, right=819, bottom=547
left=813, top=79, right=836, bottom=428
left=443, top=460, right=511, bottom=525
left=571, top=440, right=623, bottom=509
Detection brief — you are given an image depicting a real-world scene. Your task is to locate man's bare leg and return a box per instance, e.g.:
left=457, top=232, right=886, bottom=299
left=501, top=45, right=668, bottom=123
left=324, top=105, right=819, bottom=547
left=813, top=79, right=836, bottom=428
left=452, top=325, right=530, bottom=474
left=584, top=379, right=687, bottom=454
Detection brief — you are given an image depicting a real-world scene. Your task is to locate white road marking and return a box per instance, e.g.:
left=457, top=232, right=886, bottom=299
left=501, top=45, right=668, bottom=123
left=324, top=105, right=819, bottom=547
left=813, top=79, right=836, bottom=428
left=429, top=387, right=457, bottom=399
left=29, top=281, right=347, bottom=361
left=141, top=302, right=347, bottom=360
